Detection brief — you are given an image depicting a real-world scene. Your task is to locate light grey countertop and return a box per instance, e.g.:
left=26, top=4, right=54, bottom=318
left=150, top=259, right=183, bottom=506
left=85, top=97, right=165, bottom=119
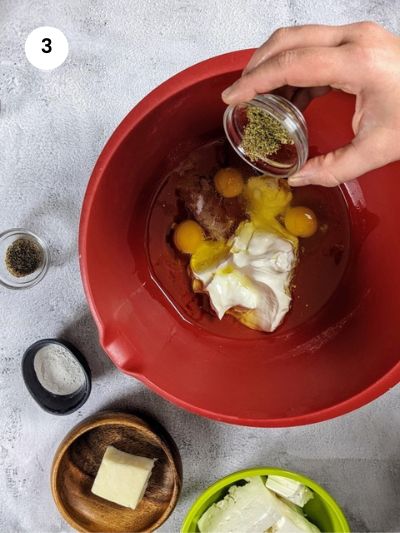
left=1, top=1, right=399, bottom=531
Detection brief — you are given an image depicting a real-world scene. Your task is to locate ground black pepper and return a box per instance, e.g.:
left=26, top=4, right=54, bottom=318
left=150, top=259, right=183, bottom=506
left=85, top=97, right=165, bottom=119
left=5, top=238, right=43, bottom=277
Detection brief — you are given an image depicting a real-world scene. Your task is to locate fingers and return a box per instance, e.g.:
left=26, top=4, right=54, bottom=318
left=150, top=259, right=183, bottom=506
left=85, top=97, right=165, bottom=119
left=222, top=47, right=347, bottom=105
left=269, top=86, right=331, bottom=111
left=271, top=85, right=297, bottom=101
left=244, top=24, right=348, bottom=75
left=288, top=129, right=393, bottom=187
left=291, top=86, right=331, bottom=111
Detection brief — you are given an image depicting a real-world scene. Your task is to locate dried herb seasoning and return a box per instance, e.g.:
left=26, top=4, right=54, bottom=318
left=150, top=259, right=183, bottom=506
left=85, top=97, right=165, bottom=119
left=241, top=106, right=294, bottom=162
left=5, top=238, right=43, bottom=277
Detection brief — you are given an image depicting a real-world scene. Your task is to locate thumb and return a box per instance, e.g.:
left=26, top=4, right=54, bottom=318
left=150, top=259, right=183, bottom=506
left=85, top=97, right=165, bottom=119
left=288, top=130, right=392, bottom=187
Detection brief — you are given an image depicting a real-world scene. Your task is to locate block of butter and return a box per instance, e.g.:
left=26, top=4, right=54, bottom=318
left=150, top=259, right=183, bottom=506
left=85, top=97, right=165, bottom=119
left=91, top=445, right=156, bottom=509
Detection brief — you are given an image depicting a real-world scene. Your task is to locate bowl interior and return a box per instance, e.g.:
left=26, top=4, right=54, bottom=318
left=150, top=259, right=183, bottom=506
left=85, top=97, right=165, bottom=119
left=52, top=413, right=181, bottom=532
left=181, top=468, right=350, bottom=532
left=81, top=51, right=400, bottom=425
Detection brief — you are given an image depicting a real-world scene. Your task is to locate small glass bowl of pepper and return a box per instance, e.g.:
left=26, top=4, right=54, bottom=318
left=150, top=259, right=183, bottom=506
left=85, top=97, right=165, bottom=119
left=0, top=228, right=49, bottom=289
left=223, top=94, right=308, bottom=178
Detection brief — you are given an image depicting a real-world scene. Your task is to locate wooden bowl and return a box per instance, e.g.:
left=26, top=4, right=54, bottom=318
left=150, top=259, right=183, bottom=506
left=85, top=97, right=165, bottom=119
left=51, top=411, right=182, bottom=532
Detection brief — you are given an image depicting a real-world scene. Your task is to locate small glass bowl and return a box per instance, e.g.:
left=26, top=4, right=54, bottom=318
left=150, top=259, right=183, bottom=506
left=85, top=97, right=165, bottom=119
left=223, top=94, right=308, bottom=178
left=0, top=229, right=49, bottom=289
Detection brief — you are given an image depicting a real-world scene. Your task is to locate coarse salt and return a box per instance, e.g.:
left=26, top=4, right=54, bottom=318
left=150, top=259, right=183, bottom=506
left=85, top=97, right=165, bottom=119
left=33, top=343, right=85, bottom=396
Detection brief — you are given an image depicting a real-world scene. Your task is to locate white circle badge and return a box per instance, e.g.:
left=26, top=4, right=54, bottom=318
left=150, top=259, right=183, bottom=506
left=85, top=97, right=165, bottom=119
left=25, top=26, right=69, bottom=71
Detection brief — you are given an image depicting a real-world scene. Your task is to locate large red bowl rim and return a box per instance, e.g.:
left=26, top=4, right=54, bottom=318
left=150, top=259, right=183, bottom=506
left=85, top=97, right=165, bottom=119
left=79, top=49, right=400, bottom=427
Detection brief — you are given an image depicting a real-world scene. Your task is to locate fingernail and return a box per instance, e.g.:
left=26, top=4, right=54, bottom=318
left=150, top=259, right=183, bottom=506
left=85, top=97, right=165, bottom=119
left=288, top=174, right=310, bottom=186
left=221, top=81, right=238, bottom=101
left=221, top=87, right=234, bottom=101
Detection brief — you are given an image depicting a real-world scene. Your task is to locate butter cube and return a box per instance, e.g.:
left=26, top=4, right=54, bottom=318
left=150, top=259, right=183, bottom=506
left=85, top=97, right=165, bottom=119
left=91, top=446, right=156, bottom=509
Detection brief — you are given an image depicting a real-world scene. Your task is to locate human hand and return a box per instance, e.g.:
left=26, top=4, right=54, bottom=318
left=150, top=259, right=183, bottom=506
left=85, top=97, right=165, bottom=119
left=222, top=22, right=400, bottom=187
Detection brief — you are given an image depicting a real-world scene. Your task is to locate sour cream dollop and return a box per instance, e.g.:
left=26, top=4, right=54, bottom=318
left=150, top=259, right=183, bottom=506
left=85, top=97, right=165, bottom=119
left=191, top=222, right=297, bottom=332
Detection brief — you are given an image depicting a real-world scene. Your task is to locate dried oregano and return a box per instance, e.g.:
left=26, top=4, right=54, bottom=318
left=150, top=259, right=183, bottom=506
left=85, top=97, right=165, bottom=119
left=241, top=106, right=294, bottom=162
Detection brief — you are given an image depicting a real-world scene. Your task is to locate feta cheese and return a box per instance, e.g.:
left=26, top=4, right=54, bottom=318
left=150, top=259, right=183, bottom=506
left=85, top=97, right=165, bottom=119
left=266, top=475, right=314, bottom=507
left=91, top=446, right=156, bottom=509
left=198, top=477, right=281, bottom=532
left=270, top=512, right=320, bottom=533
left=198, top=476, right=320, bottom=533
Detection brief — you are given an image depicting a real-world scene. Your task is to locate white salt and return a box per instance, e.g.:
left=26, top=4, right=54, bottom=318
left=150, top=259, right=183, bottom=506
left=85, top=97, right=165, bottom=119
left=33, top=343, right=85, bottom=396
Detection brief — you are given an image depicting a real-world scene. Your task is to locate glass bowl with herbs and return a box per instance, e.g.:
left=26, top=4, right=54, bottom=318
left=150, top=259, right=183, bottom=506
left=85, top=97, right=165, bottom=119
left=223, top=94, right=308, bottom=177
left=0, top=229, right=49, bottom=289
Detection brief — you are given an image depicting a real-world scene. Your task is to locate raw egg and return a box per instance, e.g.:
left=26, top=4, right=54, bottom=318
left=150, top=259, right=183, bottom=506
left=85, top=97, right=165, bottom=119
left=244, top=176, right=297, bottom=246
left=284, top=206, right=318, bottom=238
left=173, top=220, right=204, bottom=254
left=214, top=167, right=244, bottom=198
left=190, top=240, right=229, bottom=273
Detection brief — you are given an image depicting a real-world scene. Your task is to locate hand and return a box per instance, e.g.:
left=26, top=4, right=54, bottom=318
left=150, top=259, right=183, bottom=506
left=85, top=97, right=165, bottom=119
left=222, top=22, right=400, bottom=187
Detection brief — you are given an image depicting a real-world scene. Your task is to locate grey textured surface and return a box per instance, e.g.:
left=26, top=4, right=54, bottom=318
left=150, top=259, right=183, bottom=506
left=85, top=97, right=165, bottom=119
left=1, top=1, right=400, bottom=532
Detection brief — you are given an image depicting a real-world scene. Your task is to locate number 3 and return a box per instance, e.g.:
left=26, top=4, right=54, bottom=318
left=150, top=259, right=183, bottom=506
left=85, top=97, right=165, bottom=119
left=42, top=38, right=52, bottom=53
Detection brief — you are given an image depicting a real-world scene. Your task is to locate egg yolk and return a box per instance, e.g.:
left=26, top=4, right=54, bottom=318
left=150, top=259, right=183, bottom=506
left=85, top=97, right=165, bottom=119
left=190, top=240, right=229, bottom=273
left=173, top=220, right=204, bottom=254
left=284, top=206, right=318, bottom=238
left=214, top=167, right=244, bottom=198
left=244, top=176, right=292, bottom=220
left=243, top=176, right=298, bottom=247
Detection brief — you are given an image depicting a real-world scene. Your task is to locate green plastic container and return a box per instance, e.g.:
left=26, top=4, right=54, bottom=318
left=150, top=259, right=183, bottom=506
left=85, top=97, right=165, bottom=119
left=181, top=467, right=350, bottom=532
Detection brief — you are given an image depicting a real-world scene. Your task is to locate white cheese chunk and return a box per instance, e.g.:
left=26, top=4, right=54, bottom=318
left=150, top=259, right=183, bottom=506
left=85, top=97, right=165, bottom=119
left=266, top=476, right=314, bottom=507
left=271, top=513, right=319, bottom=533
left=198, top=476, right=320, bottom=533
left=91, top=446, right=156, bottom=509
left=198, top=476, right=282, bottom=532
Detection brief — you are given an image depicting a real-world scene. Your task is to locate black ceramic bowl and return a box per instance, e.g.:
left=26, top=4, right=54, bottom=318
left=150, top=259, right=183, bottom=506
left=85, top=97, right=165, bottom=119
left=22, top=338, right=91, bottom=415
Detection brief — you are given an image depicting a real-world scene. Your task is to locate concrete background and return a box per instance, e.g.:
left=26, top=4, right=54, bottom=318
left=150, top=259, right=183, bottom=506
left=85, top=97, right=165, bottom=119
left=1, top=1, right=400, bottom=531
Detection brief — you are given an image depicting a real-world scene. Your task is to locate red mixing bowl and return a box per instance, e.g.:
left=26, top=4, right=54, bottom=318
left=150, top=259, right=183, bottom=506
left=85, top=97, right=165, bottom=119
left=80, top=50, right=400, bottom=427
